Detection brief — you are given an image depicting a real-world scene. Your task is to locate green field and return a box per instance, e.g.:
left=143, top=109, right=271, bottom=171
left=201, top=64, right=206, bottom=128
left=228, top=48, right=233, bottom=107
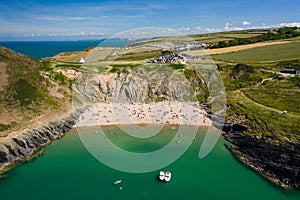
left=212, top=42, right=300, bottom=63
left=226, top=91, right=300, bottom=141
left=243, top=77, right=300, bottom=114
left=192, top=32, right=264, bottom=44
left=115, top=50, right=165, bottom=61
left=286, top=36, right=300, bottom=41
left=222, top=33, right=262, bottom=38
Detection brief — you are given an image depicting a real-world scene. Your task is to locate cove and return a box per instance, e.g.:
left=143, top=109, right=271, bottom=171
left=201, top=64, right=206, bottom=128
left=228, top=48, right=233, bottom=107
left=0, top=125, right=299, bottom=200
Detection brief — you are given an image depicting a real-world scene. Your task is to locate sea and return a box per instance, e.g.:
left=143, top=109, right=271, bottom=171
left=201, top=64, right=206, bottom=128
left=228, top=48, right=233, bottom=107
left=0, top=126, right=299, bottom=200
left=0, top=41, right=299, bottom=199
left=0, top=39, right=137, bottom=59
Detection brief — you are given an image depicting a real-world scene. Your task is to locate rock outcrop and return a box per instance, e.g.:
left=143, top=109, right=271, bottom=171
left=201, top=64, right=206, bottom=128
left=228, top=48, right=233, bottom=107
left=0, top=107, right=86, bottom=171
left=223, top=123, right=300, bottom=189
left=73, top=68, right=202, bottom=104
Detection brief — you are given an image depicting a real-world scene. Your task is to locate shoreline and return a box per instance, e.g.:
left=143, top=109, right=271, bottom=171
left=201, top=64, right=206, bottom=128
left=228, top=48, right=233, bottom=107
left=75, top=101, right=212, bottom=128
left=0, top=107, right=86, bottom=174
left=226, top=144, right=291, bottom=189
left=223, top=125, right=300, bottom=190
left=75, top=122, right=213, bottom=129
left=0, top=101, right=212, bottom=174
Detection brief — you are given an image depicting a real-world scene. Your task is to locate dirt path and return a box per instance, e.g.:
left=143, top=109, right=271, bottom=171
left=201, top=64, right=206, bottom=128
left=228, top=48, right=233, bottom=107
left=183, top=41, right=291, bottom=56
left=240, top=91, right=281, bottom=113
left=239, top=91, right=299, bottom=118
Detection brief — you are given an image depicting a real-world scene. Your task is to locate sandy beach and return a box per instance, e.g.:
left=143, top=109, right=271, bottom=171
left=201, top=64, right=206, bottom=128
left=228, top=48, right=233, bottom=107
left=75, top=101, right=211, bottom=127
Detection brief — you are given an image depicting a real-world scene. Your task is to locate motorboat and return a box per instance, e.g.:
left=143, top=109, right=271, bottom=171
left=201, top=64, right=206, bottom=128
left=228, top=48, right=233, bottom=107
left=164, top=171, right=172, bottom=182
left=158, top=171, right=165, bottom=181
left=158, top=171, right=172, bottom=182
left=114, top=180, right=122, bottom=185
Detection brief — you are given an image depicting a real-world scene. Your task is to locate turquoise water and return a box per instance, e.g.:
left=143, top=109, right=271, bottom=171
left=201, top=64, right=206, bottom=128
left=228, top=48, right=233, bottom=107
left=0, top=126, right=299, bottom=200
left=0, top=39, right=138, bottom=59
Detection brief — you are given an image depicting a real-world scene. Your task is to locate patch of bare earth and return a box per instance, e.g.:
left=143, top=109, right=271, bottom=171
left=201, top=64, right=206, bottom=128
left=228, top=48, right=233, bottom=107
left=0, top=109, right=23, bottom=125
left=0, top=62, right=8, bottom=92
left=52, top=51, right=89, bottom=63
left=53, top=68, right=81, bottom=79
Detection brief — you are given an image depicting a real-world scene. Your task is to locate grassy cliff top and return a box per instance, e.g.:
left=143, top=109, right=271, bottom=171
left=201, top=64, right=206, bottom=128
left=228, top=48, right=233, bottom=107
left=0, top=46, right=72, bottom=137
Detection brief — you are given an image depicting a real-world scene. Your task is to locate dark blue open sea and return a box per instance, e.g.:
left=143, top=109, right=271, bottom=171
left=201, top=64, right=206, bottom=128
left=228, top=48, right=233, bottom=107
left=0, top=39, right=136, bottom=59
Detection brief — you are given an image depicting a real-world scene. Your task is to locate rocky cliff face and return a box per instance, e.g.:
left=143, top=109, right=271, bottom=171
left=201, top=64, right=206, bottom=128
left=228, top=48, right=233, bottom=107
left=0, top=107, right=86, bottom=171
left=223, top=123, right=300, bottom=189
left=73, top=67, right=203, bottom=104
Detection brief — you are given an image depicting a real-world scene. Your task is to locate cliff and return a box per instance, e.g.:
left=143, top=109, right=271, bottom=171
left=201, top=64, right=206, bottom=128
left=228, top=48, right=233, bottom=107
left=223, top=123, right=300, bottom=189
left=0, top=107, right=86, bottom=172
left=73, top=67, right=208, bottom=105
left=0, top=46, right=72, bottom=137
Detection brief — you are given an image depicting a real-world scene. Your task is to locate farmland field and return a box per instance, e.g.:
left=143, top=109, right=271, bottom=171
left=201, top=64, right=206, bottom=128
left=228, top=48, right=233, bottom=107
left=212, top=42, right=300, bottom=62
left=222, top=33, right=262, bottom=38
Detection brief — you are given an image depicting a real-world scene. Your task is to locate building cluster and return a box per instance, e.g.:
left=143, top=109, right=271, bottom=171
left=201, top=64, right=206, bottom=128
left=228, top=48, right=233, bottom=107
left=147, top=42, right=207, bottom=51
left=149, top=53, right=186, bottom=64
left=175, top=43, right=207, bottom=51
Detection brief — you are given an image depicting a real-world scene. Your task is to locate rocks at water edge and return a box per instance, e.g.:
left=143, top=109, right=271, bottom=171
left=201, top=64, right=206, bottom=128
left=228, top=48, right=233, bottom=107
left=223, top=123, right=300, bottom=189
left=0, top=107, right=86, bottom=171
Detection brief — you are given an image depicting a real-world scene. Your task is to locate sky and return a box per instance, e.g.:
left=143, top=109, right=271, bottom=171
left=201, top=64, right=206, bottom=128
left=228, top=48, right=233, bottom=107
left=0, top=0, right=300, bottom=40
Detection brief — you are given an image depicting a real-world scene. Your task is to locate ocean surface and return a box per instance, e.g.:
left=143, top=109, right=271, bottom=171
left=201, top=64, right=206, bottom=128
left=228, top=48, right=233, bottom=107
left=0, top=126, right=299, bottom=200
left=0, top=39, right=137, bottom=59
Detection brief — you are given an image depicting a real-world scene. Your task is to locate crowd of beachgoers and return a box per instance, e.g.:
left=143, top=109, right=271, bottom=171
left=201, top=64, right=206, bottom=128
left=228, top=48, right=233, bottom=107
left=75, top=102, right=211, bottom=127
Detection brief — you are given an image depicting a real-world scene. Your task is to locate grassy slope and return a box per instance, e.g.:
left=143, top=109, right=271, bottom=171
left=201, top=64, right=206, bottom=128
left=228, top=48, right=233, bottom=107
left=226, top=91, right=300, bottom=141
left=0, top=47, right=71, bottom=136
left=243, top=77, right=300, bottom=114
left=214, top=41, right=300, bottom=143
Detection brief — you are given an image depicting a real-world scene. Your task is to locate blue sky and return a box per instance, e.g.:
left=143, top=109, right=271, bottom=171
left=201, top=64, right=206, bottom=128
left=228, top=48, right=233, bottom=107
left=0, top=0, right=299, bottom=40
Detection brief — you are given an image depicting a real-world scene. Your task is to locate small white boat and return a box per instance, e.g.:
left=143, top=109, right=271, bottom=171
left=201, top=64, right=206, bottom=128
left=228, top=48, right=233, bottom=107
left=158, top=171, right=165, bottom=181
left=164, top=171, right=172, bottom=182
left=114, top=180, right=122, bottom=185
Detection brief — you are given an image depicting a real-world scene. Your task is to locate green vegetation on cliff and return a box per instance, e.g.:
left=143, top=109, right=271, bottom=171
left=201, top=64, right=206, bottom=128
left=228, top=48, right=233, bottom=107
left=215, top=44, right=300, bottom=143
left=0, top=46, right=72, bottom=137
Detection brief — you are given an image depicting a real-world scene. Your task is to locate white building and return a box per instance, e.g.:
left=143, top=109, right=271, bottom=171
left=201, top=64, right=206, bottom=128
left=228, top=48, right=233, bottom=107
left=79, top=57, right=86, bottom=64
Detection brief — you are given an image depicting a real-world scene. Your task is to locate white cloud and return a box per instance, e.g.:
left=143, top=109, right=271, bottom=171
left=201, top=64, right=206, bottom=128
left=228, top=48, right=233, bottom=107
left=224, top=22, right=231, bottom=30
left=23, top=32, right=108, bottom=38
left=148, top=21, right=300, bottom=37
left=242, top=21, right=250, bottom=25
left=34, top=16, right=97, bottom=21
left=100, top=16, right=110, bottom=19
left=178, top=27, right=191, bottom=31
left=4, top=20, right=300, bottom=41
left=36, top=17, right=63, bottom=21
left=279, top=22, right=300, bottom=27
left=224, top=22, right=243, bottom=31
left=68, top=17, right=92, bottom=21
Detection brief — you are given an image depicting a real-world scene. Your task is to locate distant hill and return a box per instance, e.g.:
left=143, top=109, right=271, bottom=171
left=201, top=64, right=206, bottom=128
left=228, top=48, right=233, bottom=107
left=0, top=46, right=71, bottom=137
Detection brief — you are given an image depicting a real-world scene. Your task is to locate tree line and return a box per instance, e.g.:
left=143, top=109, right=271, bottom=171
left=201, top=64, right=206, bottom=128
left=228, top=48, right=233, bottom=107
left=211, top=27, right=300, bottom=48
